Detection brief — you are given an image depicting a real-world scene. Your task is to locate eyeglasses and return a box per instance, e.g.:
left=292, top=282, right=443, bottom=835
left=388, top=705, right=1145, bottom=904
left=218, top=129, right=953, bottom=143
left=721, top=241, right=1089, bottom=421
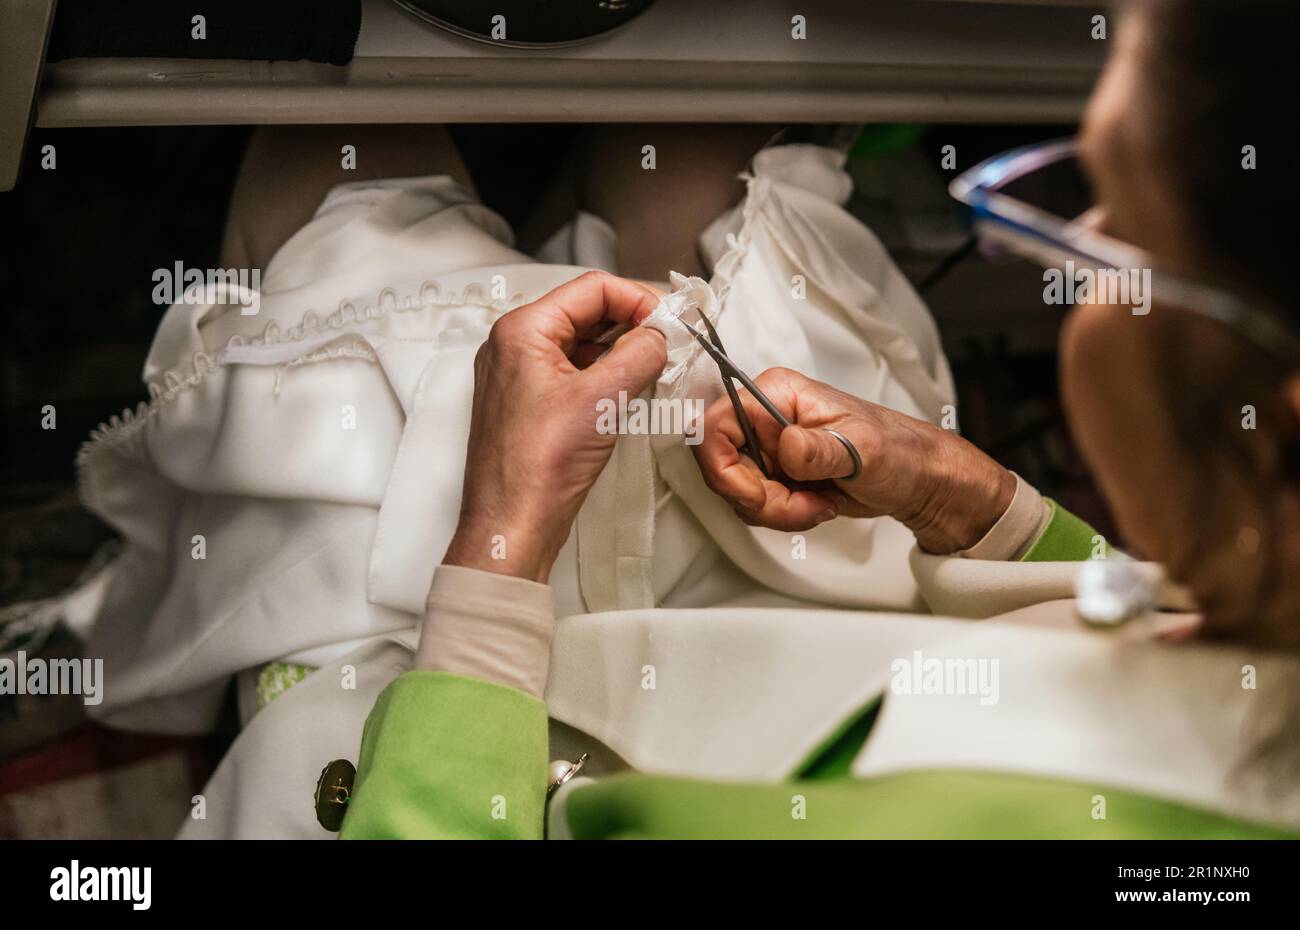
left=949, top=137, right=1300, bottom=359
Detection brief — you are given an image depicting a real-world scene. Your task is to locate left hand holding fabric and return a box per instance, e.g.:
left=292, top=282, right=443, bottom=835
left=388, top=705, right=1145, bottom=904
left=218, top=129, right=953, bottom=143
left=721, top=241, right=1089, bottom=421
left=442, top=271, right=667, bottom=582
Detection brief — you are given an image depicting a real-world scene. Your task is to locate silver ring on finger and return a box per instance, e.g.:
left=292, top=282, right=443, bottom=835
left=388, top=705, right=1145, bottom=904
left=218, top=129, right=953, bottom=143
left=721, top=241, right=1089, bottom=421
left=823, top=429, right=862, bottom=481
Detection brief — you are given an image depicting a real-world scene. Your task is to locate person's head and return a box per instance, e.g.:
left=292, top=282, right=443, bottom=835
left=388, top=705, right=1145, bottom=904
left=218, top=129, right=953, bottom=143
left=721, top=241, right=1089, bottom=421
left=1062, top=0, right=1300, bottom=646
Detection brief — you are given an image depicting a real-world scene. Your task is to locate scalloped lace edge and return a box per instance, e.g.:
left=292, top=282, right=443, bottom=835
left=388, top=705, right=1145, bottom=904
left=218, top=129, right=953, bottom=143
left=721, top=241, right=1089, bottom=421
left=75, top=281, right=526, bottom=471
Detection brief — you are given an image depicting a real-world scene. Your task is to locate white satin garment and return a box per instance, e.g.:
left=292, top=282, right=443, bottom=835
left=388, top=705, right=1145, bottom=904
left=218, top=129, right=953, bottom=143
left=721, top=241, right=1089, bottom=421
left=73, top=145, right=963, bottom=836
left=78, top=144, right=954, bottom=737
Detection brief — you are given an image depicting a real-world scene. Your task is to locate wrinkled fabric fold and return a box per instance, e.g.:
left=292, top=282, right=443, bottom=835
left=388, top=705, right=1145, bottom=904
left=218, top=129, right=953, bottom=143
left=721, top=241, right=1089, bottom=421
left=78, top=145, right=955, bottom=741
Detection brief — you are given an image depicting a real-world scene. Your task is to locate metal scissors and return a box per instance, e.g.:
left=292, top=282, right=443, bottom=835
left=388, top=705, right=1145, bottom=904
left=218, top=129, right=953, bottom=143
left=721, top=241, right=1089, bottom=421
left=679, top=316, right=862, bottom=482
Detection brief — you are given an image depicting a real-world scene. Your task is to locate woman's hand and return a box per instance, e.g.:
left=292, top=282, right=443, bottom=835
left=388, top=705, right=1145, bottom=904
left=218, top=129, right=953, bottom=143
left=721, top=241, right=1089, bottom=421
left=443, top=271, right=667, bottom=582
left=692, top=367, right=1015, bottom=553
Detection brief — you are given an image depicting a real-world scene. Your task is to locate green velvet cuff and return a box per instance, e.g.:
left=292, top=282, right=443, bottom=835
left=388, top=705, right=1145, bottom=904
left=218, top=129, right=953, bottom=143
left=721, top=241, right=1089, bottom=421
left=341, top=671, right=548, bottom=840
left=1022, top=499, right=1103, bottom=562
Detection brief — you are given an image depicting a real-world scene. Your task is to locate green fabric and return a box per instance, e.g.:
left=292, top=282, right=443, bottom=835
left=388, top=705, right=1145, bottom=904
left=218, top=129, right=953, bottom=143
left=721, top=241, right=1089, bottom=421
left=563, top=770, right=1297, bottom=840
left=256, top=661, right=313, bottom=708
left=792, top=697, right=882, bottom=781
left=340, top=671, right=548, bottom=840
left=1022, top=499, right=1102, bottom=562
left=342, top=672, right=1296, bottom=841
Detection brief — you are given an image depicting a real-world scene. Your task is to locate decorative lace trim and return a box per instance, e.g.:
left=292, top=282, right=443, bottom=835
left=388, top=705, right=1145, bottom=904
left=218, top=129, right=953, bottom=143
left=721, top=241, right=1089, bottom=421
left=710, top=170, right=767, bottom=308
left=76, top=175, right=772, bottom=492
left=75, top=281, right=524, bottom=470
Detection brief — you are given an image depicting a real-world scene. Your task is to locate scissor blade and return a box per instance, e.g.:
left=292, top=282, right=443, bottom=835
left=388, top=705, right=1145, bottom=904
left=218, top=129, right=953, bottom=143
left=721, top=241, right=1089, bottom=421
left=679, top=318, right=724, bottom=360
left=677, top=319, right=772, bottom=478
left=698, top=314, right=728, bottom=356
left=678, top=318, right=792, bottom=430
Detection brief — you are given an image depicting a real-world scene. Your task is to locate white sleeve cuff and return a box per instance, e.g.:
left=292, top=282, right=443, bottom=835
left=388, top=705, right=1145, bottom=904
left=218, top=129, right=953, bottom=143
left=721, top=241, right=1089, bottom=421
left=958, top=472, right=1053, bottom=562
left=414, top=564, right=556, bottom=700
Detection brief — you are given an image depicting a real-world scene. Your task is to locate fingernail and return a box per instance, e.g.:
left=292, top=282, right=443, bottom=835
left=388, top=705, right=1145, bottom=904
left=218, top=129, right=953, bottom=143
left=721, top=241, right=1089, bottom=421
left=831, top=494, right=850, bottom=511
left=814, top=509, right=836, bottom=524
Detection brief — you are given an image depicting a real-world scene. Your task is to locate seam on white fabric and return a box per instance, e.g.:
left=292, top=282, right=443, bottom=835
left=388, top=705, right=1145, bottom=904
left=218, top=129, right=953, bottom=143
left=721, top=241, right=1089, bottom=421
left=271, top=340, right=379, bottom=396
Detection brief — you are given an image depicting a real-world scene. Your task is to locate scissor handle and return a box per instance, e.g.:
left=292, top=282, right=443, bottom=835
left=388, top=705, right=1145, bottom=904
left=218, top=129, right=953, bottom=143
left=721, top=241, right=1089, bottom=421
left=723, top=362, right=792, bottom=430
left=720, top=373, right=773, bottom=480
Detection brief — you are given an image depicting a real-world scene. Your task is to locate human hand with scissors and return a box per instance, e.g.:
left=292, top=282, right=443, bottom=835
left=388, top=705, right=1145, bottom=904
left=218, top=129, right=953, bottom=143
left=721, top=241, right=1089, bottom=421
left=691, top=365, right=1016, bottom=553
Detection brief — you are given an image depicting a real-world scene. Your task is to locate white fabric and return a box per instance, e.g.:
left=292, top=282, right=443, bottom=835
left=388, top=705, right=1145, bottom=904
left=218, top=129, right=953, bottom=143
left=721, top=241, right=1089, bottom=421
left=854, top=603, right=1300, bottom=830
left=179, top=631, right=418, bottom=839
left=958, top=472, right=1051, bottom=561
left=77, top=144, right=954, bottom=736
left=647, top=146, right=954, bottom=610
left=907, top=543, right=1194, bottom=621
left=545, top=606, right=962, bottom=780
left=416, top=565, right=554, bottom=700
left=176, top=578, right=1300, bottom=839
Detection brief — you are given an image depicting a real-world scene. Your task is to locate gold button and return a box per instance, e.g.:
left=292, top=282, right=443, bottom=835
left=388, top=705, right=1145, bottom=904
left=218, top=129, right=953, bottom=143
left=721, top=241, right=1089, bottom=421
left=314, top=759, right=356, bottom=832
